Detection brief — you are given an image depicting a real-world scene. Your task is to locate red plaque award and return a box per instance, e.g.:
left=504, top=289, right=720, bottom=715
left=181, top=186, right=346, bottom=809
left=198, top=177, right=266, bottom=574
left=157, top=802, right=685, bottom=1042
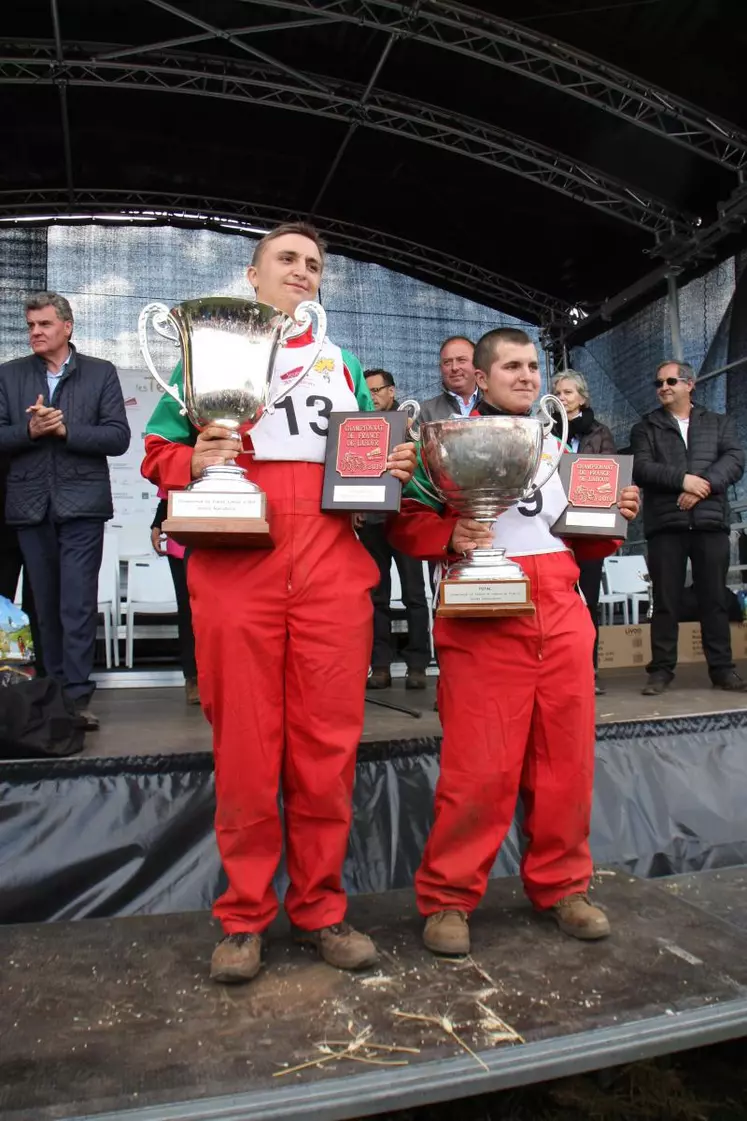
left=322, top=411, right=407, bottom=512
left=551, top=453, right=633, bottom=538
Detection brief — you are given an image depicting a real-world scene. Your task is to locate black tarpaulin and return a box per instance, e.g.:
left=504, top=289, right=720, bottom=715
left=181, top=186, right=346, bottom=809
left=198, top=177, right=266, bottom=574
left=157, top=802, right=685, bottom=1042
left=2, top=712, right=747, bottom=923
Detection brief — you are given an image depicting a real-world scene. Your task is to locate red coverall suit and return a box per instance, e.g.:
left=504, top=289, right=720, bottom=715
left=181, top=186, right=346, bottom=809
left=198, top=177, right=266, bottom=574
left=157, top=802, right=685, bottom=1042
left=142, top=332, right=379, bottom=934
left=390, top=431, right=622, bottom=916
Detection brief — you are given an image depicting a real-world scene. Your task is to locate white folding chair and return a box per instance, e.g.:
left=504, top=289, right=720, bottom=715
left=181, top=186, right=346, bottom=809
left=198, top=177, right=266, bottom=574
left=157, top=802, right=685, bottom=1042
left=97, top=532, right=121, bottom=668
left=125, top=556, right=178, bottom=668
left=603, top=555, right=650, bottom=624
left=110, top=522, right=152, bottom=561
left=390, top=559, right=436, bottom=664
left=422, top=559, right=435, bottom=662
left=390, top=558, right=404, bottom=609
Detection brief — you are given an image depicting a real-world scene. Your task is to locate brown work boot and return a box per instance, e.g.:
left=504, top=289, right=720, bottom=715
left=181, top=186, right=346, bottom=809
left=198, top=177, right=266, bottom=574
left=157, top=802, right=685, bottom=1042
left=185, top=677, right=200, bottom=705
left=423, top=910, right=470, bottom=955
left=210, top=932, right=262, bottom=983
left=367, top=668, right=391, bottom=690
left=547, top=893, right=611, bottom=940
left=292, top=922, right=379, bottom=969
left=406, top=668, right=427, bottom=690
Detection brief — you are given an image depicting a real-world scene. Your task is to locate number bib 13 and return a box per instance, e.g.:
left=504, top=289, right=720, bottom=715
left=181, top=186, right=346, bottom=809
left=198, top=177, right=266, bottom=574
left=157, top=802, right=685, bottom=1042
left=250, top=338, right=359, bottom=463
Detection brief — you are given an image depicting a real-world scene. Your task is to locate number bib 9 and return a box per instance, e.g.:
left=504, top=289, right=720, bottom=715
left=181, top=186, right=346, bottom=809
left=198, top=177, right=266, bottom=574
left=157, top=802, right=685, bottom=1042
left=491, top=435, right=570, bottom=557
left=250, top=338, right=359, bottom=462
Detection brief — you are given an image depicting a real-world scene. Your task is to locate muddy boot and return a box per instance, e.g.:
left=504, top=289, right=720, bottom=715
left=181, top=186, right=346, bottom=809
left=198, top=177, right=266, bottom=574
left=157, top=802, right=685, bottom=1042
left=423, top=910, right=470, bottom=955
left=367, top=668, right=392, bottom=690
left=292, top=922, right=379, bottom=969
left=210, top=932, right=262, bottom=983
left=547, top=893, right=610, bottom=940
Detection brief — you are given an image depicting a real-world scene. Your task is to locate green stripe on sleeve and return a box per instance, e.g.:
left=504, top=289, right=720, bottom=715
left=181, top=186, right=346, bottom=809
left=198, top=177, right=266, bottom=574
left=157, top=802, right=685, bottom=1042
left=144, top=361, right=197, bottom=446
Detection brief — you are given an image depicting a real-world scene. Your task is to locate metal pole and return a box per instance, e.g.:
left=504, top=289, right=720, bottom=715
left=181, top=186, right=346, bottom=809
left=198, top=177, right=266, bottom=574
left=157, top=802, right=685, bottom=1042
left=695, top=353, right=747, bottom=384
left=666, top=272, right=684, bottom=361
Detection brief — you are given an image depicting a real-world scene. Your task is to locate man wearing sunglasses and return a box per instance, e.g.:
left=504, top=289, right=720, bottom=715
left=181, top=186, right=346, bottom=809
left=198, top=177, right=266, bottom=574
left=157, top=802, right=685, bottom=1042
left=631, top=361, right=745, bottom=695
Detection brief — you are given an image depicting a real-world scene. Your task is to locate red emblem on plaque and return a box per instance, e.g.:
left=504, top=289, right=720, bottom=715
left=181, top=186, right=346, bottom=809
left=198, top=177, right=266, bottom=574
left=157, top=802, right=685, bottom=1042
left=568, top=458, right=619, bottom=508
left=336, top=416, right=390, bottom=477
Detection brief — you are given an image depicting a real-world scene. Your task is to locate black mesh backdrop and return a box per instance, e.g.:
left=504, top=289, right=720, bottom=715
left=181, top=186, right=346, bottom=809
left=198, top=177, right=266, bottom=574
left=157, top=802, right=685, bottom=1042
left=570, top=258, right=740, bottom=554
left=44, top=225, right=536, bottom=402
left=0, top=229, right=48, bottom=363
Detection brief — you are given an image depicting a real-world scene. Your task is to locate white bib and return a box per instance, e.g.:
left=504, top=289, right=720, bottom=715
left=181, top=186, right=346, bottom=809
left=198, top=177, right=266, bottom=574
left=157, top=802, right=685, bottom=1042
left=491, top=435, right=571, bottom=557
left=250, top=337, right=359, bottom=462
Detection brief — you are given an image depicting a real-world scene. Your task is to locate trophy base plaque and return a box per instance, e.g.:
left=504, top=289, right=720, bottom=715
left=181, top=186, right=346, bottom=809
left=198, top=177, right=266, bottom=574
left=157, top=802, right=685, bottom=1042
left=438, top=577, right=535, bottom=617
left=163, top=466, right=273, bottom=549
left=436, top=549, right=535, bottom=618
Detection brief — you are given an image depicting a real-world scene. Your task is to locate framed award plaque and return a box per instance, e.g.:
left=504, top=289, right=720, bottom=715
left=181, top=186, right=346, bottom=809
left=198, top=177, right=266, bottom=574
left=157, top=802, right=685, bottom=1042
left=322, top=411, right=407, bottom=512
left=552, top=453, right=634, bottom=538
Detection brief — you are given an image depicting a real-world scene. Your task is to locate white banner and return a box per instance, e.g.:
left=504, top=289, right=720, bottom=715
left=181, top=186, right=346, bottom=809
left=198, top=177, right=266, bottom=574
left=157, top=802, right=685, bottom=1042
left=108, top=369, right=165, bottom=537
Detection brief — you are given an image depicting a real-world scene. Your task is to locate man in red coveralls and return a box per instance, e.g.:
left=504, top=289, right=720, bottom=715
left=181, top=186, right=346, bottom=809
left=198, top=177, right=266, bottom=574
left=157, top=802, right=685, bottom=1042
left=390, top=327, right=639, bottom=955
left=142, top=223, right=416, bottom=983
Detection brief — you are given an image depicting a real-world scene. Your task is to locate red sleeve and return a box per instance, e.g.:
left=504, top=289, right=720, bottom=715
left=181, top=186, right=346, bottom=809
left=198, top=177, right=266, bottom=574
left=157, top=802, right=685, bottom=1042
left=568, top=536, right=624, bottom=563
left=141, top=434, right=194, bottom=491
left=387, top=498, right=460, bottom=562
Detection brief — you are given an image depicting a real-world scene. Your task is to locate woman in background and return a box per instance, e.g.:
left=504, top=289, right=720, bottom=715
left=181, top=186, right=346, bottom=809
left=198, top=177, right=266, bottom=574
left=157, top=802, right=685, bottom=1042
left=151, top=494, right=198, bottom=705
left=552, top=370, right=616, bottom=696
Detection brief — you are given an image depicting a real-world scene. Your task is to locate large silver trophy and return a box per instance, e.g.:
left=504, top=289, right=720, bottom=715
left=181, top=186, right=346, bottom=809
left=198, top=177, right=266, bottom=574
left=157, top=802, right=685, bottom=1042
left=416, top=395, right=568, bottom=616
left=138, top=297, right=326, bottom=548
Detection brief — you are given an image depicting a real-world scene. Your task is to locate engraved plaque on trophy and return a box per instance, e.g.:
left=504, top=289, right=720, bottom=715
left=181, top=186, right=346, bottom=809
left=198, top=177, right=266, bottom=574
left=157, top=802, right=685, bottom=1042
left=552, top=454, right=633, bottom=538
left=321, top=411, right=407, bottom=512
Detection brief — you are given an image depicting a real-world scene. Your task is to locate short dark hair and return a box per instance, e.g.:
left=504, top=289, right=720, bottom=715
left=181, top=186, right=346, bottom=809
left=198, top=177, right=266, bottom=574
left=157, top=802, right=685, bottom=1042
left=439, top=335, right=474, bottom=355
left=25, top=291, right=74, bottom=325
left=656, top=359, right=695, bottom=383
left=364, top=368, right=394, bottom=387
left=474, top=327, right=533, bottom=373
left=251, top=222, right=326, bottom=268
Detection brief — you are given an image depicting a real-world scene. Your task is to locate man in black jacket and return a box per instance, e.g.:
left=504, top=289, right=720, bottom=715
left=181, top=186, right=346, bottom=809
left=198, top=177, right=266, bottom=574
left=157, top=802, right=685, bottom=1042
left=631, top=360, right=745, bottom=695
left=358, top=369, right=430, bottom=689
left=0, top=293, right=130, bottom=727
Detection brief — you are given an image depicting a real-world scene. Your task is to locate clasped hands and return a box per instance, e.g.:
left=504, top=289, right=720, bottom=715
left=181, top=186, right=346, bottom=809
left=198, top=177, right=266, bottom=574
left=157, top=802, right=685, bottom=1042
left=449, top=484, right=642, bottom=553
left=27, top=394, right=67, bottom=439
left=190, top=424, right=418, bottom=483
left=677, top=473, right=710, bottom=511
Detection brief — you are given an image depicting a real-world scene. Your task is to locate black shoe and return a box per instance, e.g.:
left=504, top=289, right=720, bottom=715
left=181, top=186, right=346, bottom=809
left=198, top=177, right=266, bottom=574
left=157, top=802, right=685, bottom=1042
left=594, top=679, right=606, bottom=696
left=405, top=669, right=427, bottom=690
left=642, top=674, right=671, bottom=696
left=74, top=706, right=100, bottom=731
left=712, top=671, right=747, bottom=692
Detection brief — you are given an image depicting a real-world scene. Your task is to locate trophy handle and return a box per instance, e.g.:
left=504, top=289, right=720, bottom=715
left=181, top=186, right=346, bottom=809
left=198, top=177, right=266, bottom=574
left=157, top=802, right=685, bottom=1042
left=138, top=302, right=188, bottom=414
left=530, top=393, right=567, bottom=491
left=398, top=398, right=421, bottom=442
left=270, top=300, right=328, bottom=408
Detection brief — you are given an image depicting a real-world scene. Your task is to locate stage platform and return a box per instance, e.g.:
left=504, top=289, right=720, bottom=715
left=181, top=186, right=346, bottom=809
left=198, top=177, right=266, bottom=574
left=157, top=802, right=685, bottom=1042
left=78, top=659, right=747, bottom=760
left=2, top=869, right=747, bottom=1121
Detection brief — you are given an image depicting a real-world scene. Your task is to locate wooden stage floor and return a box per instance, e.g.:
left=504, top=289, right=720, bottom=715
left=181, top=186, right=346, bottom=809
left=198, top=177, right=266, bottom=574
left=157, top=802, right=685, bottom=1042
left=78, top=660, right=747, bottom=759
left=2, top=869, right=747, bottom=1121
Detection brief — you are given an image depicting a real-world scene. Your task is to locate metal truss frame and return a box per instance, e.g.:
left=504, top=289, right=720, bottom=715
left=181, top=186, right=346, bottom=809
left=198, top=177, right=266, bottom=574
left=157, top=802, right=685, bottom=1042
left=0, top=188, right=572, bottom=323
left=0, top=41, right=696, bottom=237
left=162, top=0, right=747, bottom=171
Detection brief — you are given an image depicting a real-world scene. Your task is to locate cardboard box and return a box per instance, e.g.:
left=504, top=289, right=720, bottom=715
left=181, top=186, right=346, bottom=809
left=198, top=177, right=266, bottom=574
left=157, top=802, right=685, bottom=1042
left=597, top=622, right=747, bottom=669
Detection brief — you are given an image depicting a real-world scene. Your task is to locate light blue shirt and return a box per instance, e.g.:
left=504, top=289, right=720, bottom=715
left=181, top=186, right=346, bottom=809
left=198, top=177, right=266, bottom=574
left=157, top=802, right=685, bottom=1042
left=46, top=349, right=72, bottom=403
left=447, top=388, right=479, bottom=416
